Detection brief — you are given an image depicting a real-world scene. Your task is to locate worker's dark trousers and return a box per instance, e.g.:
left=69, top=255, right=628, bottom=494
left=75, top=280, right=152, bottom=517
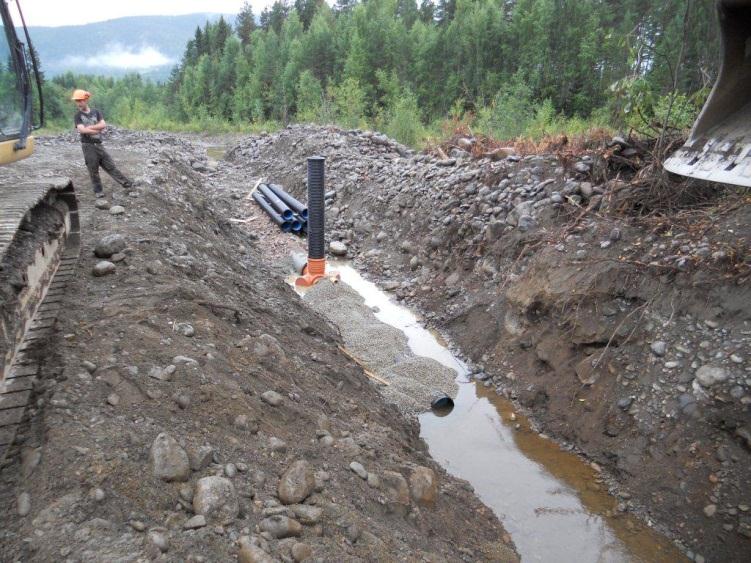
left=81, top=142, right=131, bottom=194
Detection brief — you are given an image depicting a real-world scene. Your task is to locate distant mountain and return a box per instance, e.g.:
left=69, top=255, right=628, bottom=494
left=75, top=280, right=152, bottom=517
left=26, top=14, right=235, bottom=82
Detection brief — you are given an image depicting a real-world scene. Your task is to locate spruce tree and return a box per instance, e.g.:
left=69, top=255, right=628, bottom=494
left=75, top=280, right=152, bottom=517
left=235, top=2, right=257, bottom=46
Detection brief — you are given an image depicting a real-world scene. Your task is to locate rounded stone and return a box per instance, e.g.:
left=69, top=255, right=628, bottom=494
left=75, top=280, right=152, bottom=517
left=409, top=466, right=438, bottom=505
left=290, top=504, right=322, bottom=525
left=291, top=542, right=313, bottom=562
left=17, top=492, right=30, bottom=516
left=238, top=537, right=275, bottom=563
left=349, top=461, right=368, bottom=479
left=92, top=261, right=116, bottom=277
left=382, top=471, right=410, bottom=506
left=148, top=529, right=169, bottom=553
left=650, top=341, right=667, bottom=357
left=259, top=515, right=302, bottom=538
left=193, top=476, right=239, bottom=523
left=695, top=365, right=729, bottom=387
left=329, top=241, right=347, bottom=256
left=150, top=433, right=190, bottom=482
left=175, top=323, right=195, bottom=337
left=261, top=390, right=283, bottom=406
left=278, top=460, right=315, bottom=505
left=94, top=234, right=126, bottom=258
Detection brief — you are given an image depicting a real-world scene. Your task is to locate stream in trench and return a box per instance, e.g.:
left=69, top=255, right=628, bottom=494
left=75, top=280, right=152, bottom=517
left=321, top=263, right=686, bottom=563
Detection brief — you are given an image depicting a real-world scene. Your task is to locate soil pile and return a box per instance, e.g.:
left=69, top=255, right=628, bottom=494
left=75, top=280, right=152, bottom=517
left=0, top=130, right=517, bottom=562
left=228, top=124, right=751, bottom=561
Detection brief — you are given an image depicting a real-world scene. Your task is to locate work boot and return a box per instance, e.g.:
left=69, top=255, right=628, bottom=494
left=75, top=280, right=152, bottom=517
left=95, top=191, right=105, bottom=199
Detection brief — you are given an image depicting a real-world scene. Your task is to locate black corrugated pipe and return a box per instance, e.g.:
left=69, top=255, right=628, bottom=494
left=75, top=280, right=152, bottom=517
left=268, top=183, right=308, bottom=220
left=307, top=156, right=325, bottom=260
left=290, top=216, right=304, bottom=233
left=295, top=156, right=327, bottom=286
left=252, top=191, right=292, bottom=232
left=259, top=184, right=295, bottom=221
left=292, top=214, right=307, bottom=233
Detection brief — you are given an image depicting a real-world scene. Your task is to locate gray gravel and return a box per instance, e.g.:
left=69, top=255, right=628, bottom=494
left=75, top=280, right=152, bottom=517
left=305, top=280, right=458, bottom=416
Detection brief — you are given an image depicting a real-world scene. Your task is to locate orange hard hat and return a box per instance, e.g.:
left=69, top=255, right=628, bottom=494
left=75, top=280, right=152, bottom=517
left=71, top=89, right=91, bottom=101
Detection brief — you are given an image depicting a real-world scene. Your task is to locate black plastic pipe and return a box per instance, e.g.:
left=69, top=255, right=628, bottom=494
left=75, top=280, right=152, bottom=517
left=292, top=213, right=307, bottom=233
left=307, top=156, right=325, bottom=260
left=259, top=184, right=294, bottom=221
left=252, top=191, right=292, bottom=232
left=268, top=184, right=308, bottom=220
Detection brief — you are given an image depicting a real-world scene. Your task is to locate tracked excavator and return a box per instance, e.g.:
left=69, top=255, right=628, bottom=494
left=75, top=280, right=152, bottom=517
left=0, top=0, right=78, bottom=459
left=664, top=0, right=751, bottom=187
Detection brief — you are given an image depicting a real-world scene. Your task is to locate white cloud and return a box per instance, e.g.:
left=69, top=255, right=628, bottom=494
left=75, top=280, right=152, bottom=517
left=19, top=1, right=255, bottom=27
left=61, top=45, right=173, bottom=70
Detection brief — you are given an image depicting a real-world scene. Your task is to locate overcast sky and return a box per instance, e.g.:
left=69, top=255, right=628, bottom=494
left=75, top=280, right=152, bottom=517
left=13, top=0, right=271, bottom=27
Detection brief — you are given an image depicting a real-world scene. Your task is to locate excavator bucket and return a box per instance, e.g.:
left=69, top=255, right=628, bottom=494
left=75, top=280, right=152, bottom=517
left=664, top=0, right=751, bottom=187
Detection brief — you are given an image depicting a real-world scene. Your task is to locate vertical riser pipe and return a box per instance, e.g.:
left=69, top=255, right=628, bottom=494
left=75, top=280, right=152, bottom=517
left=307, top=157, right=325, bottom=260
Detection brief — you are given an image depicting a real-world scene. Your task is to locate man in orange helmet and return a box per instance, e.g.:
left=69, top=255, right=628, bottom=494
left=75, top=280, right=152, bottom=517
left=72, top=89, right=132, bottom=198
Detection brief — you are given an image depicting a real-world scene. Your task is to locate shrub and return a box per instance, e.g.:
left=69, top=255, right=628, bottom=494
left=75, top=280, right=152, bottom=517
left=383, top=90, right=424, bottom=147
left=296, top=70, right=324, bottom=123
left=329, top=78, right=366, bottom=129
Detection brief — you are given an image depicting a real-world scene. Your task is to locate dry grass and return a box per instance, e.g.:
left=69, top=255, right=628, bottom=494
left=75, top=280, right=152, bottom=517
left=428, top=122, right=614, bottom=160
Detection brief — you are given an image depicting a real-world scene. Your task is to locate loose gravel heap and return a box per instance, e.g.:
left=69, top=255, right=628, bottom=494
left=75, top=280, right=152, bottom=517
left=304, top=280, right=458, bottom=416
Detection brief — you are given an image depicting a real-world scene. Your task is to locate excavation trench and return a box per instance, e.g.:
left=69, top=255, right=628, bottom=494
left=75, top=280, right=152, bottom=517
left=295, top=262, right=686, bottom=562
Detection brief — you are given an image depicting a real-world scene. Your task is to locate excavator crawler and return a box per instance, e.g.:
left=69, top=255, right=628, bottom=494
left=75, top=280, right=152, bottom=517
left=0, top=1, right=78, bottom=462
left=665, top=0, right=751, bottom=187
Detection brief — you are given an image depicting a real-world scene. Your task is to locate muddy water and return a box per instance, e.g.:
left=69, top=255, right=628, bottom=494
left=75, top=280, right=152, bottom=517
left=206, top=146, right=227, bottom=160
left=330, top=264, right=686, bottom=563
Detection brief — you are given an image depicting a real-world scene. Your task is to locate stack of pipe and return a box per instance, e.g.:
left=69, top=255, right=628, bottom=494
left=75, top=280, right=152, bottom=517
left=252, top=183, right=308, bottom=234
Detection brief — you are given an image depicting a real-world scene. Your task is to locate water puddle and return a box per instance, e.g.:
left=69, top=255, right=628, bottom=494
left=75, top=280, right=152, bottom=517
left=324, top=263, right=686, bottom=563
left=206, top=146, right=227, bottom=161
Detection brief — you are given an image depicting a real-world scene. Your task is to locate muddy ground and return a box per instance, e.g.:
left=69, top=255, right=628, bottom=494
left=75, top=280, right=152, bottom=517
left=0, top=130, right=517, bottom=562
left=223, top=125, right=750, bottom=562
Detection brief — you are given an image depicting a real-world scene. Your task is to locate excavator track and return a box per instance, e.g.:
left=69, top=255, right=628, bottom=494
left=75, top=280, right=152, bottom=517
left=0, top=179, right=79, bottom=464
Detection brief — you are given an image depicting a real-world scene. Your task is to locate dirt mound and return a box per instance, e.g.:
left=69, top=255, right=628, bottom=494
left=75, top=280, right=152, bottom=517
left=229, top=124, right=751, bottom=561
left=0, top=131, right=517, bottom=562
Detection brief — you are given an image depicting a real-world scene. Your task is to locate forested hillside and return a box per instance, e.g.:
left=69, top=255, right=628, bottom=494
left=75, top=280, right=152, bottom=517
left=43, top=0, right=719, bottom=144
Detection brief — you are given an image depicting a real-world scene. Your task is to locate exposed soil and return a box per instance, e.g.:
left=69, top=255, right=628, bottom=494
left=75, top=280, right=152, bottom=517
left=0, top=130, right=517, bottom=562
left=224, top=124, right=751, bottom=562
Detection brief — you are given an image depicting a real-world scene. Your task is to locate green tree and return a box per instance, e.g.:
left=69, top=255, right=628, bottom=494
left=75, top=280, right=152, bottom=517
left=296, top=69, right=324, bottom=121
left=235, top=2, right=257, bottom=46
left=330, top=77, right=366, bottom=128
left=295, top=0, right=323, bottom=29
left=418, top=0, right=435, bottom=23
